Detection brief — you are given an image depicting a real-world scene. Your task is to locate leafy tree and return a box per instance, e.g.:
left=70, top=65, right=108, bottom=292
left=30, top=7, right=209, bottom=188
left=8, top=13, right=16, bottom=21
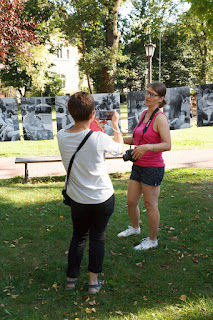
left=178, top=11, right=213, bottom=84
left=17, top=44, right=54, bottom=95
left=57, top=0, right=126, bottom=93
left=116, top=0, right=212, bottom=90
left=0, top=0, right=38, bottom=63
left=186, top=0, right=213, bottom=37
left=0, top=0, right=63, bottom=96
left=0, top=55, right=31, bottom=97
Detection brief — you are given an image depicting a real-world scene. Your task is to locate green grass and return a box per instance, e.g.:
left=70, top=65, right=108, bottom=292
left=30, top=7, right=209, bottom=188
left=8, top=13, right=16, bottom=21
left=170, top=121, right=213, bottom=150
left=0, top=169, right=213, bottom=319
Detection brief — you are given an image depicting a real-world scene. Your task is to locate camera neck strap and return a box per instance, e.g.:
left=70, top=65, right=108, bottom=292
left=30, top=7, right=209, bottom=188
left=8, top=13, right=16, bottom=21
left=131, top=107, right=159, bottom=147
left=65, top=130, right=93, bottom=191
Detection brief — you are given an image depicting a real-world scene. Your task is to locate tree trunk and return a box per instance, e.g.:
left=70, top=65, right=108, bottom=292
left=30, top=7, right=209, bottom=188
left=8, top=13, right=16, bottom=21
left=99, top=0, right=122, bottom=93
left=80, top=30, right=93, bottom=93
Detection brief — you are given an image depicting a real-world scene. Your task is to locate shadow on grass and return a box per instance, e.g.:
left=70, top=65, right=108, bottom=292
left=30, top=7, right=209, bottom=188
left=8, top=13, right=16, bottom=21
left=0, top=169, right=212, bottom=319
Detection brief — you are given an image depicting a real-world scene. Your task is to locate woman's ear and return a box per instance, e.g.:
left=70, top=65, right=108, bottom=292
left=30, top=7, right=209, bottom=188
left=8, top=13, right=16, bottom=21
left=89, top=109, right=95, bottom=119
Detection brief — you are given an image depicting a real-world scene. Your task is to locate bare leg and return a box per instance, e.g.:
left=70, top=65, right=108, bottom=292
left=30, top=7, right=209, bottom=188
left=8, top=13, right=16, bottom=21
left=89, top=272, right=98, bottom=285
left=142, top=184, right=161, bottom=240
left=127, top=180, right=143, bottom=229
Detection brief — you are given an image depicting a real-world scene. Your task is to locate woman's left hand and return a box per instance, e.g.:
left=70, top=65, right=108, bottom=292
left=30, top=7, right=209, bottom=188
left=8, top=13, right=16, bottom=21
left=131, top=145, right=149, bottom=160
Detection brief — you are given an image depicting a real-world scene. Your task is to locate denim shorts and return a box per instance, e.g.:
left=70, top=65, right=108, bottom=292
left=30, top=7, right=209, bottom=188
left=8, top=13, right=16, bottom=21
left=130, top=165, right=165, bottom=186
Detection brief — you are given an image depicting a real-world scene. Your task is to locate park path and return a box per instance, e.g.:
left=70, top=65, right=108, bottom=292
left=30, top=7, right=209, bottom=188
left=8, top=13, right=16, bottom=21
left=0, top=149, right=212, bottom=180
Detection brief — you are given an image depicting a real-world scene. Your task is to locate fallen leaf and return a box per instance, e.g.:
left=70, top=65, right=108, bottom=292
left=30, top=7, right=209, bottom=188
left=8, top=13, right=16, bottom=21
left=116, top=311, right=123, bottom=315
left=179, top=295, right=187, bottom=301
left=89, top=300, right=96, bottom=306
left=11, top=295, right=19, bottom=299
left=60, top=216, right=64, bottom=219
left=143, top=296, right=148, bottom=301
left=9, top=244, right=15, bottom=248
left=85, top=308, right=92, bottom=313
left=52, top=283, right=58, bottom=291
left=160, top=264, right=169, bottom=270
left=168, top=236, right=178, bottom=240
left=136, top=262, right=142, bottom=267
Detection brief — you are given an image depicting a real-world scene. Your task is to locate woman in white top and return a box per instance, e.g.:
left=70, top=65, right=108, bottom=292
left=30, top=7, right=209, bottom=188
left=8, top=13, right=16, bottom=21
left=57, top=92, right=123, bottom=294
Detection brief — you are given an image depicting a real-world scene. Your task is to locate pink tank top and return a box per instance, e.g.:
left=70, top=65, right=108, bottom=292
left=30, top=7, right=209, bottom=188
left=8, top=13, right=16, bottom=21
left=133, top=110, right=166, bottom=167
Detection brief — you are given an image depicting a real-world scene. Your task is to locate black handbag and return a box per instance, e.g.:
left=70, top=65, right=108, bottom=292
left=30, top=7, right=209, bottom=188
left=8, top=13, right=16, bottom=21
left=62, top=130, right=93, bottom=206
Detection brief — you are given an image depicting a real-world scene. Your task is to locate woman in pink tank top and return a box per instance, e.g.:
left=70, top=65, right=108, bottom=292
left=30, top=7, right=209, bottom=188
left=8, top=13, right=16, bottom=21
left=118, top=82, right=171, bottom=250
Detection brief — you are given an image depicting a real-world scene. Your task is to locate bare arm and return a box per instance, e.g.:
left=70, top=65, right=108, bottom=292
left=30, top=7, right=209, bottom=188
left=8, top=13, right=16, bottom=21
left=124, top=136, right=134, bottom=145
left=111, top=110, right=124, bottom=153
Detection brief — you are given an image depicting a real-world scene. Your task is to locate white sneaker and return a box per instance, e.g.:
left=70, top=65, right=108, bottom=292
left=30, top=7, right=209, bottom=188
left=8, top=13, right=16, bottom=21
left=133, top=237, right=158, bottom=250
left=117, top=226, right=141, bottom=238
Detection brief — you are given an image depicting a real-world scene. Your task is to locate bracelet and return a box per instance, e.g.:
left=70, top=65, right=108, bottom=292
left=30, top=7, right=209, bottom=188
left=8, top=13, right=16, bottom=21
left=153, top=144, right=154, bottom=152
left=112, top=127, right=123, bottom=136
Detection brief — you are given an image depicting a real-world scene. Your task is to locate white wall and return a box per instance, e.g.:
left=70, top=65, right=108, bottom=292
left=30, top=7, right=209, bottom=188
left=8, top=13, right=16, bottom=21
left=51, top=45, right=79, bottom=94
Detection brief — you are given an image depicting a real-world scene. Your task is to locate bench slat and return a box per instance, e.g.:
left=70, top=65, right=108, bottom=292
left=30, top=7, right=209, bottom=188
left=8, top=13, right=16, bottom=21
left=15, top=156, right=62, bottom=164
left=15, top=154, right=122, bottom=164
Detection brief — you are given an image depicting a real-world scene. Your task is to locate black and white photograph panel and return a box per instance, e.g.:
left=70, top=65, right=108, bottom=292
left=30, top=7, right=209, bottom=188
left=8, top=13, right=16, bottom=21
left=21, top=97, right=54, bottom=141
left=55, top=95, right=75, bottom=132
left=164, top=86, right=191, bottom=130
left=0, top=97, right=20, bottom=142
left=196, top=84, right=213, bottom=127
left=127, top=91, right=146, bottom=133
left=92, top=93, right=120, bottom=136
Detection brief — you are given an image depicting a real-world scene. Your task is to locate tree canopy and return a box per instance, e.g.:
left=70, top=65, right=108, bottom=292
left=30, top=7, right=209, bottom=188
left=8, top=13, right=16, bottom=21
left=0, top=0, right=212, bottom=96
left=0, top=0, right=38, bottom=63
left=186, top=0, right=213, bottom=36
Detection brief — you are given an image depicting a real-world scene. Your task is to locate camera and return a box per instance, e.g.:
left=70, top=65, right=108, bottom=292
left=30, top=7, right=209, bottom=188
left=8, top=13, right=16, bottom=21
left=123, top=148, right=136, bottom=162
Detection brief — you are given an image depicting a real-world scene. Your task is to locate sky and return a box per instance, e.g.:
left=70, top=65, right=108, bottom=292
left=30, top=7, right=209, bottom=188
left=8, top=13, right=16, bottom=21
left=119, top=0, right=191, bottom=21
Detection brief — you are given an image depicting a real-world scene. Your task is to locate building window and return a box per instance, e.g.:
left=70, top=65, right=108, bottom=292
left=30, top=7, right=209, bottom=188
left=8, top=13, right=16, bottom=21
left=57, top=44, right=63, bottom=59
left=60, top=74, right=66, bottom=88
left=67, top=49, right=70, bottom=59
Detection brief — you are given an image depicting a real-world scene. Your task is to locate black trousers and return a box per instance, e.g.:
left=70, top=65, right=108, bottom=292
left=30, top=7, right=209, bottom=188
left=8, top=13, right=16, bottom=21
left=67, top=194, right=115, bottom=278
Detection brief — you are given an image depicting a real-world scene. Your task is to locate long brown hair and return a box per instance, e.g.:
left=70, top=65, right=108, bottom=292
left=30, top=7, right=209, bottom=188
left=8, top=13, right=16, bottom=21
left=149, top=82, right=167, bottom=108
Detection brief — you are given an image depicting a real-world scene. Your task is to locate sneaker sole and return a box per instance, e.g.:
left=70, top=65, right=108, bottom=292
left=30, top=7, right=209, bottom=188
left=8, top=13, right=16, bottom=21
left=134, top=245, right=158, bottom=251
left=118, top=233, right=140, bottom=238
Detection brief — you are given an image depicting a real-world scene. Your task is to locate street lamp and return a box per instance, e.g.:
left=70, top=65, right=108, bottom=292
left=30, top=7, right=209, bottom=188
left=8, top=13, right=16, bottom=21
left=144, top=39, right=156, bottom=86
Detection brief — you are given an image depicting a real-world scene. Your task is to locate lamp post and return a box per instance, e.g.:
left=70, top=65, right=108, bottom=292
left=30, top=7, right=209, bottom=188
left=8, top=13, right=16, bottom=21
left=144, top=39, right=156, bottom=87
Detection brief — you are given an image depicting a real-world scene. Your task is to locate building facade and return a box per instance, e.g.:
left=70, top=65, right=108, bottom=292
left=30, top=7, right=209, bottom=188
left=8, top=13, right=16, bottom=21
left=51, top=44, right=79, bottom=94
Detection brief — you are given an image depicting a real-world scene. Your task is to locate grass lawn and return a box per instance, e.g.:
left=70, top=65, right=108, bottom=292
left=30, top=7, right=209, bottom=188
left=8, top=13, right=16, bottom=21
left=0, top=169, right=213, bottom=319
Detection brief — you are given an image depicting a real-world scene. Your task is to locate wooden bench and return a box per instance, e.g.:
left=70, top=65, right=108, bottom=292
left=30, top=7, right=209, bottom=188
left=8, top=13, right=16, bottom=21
left=15, top=154, right=123, bottom=182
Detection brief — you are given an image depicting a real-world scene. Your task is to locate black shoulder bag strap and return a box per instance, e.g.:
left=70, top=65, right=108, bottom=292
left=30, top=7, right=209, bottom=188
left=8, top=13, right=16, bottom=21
left=64, top=130, right=93, bottom=191
left=131, top=107, right=159, bottom=147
